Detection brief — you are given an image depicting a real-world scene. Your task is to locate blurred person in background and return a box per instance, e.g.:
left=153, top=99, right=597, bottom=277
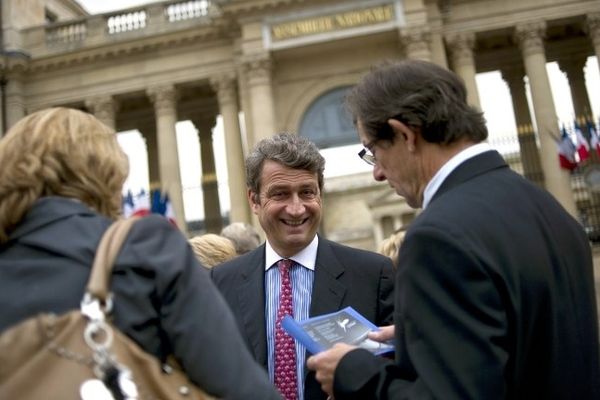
left=189, top=233, right=237, bottom=268
left=221, top=221, right=261, bottom=255
left=377, top=228, right=406, bottom=268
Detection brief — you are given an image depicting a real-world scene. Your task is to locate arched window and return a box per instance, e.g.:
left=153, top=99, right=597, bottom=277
left=299, top=86, right=356, bottom=148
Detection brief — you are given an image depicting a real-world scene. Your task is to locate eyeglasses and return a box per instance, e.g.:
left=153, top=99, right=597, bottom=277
left=358, top=148, right=376, bottom=165
left=358, top=139, right=377, bottom=166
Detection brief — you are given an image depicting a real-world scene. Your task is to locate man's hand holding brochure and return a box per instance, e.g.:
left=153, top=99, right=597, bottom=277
left=282, top=306, right=394, bottom=355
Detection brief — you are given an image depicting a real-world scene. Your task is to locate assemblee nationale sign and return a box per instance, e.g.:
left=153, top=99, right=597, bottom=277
left=271, top=4, right=395, bottom=42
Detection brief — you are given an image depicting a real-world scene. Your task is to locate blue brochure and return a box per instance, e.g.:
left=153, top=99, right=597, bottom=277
left=282, top=306, right=394, bottom=355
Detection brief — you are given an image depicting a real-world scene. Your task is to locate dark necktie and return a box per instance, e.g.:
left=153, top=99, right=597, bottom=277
left=274, top=259, right=297, bottom=400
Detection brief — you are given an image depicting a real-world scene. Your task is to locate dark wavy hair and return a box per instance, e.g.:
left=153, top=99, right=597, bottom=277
left=346, top=59, right=488, bottom=145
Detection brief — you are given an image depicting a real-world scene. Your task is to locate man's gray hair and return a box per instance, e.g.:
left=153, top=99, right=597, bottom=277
left=220, top=222, right=261, bottom=255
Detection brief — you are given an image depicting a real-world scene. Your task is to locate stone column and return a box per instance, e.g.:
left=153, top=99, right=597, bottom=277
left=446, top=32, right=481, bottom=109
left=138, top=118, right=160, bottom=187
left=146, top=84, right=187, bottom=233
left=210, top=73, right=251, bottom=224
left=241, top=53, right=276, bottom=147
left=192, top=116, right=223, bottom=233
left=399, top=26, right=432, bottom=61
left=515, top=21, right=577, bottom=216
left=5, top=74, right=25, bottom=130
left=587, top=13, right=600, bottom=74
left=373, top=218, right=385, bottom=249
left=425, top=1, right=448, bottom=68
left=85, top=95, right=118, bottom=130
left=501, top=65, right=544, bottom=187
left=236, top=60, right=252, bottom=155
left=558, top=56, right=593, bottom=120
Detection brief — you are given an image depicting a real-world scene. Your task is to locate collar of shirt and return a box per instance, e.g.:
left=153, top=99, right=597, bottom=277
left=264, top=235, right=318, bottom=271
left=422, top=142, right=493, bottom=209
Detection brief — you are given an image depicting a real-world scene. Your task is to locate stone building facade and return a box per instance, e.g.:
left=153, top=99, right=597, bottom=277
left=0, top=0, right=598, bottom=251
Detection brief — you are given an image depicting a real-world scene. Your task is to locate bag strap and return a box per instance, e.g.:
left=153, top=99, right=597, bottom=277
left=86, top=217, right=139, bottom=301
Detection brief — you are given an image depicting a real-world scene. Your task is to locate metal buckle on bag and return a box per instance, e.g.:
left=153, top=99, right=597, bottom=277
left=81, top=293, right=113, bottom=321
left=81, top=293, right=114, bottom=353
left=79, top=293, right=139, bottom=399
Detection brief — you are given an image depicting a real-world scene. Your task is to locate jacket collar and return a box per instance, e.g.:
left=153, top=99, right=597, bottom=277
left=430, top=149, right=508, bottom=205
left=9, top=197, right=97, bottom=240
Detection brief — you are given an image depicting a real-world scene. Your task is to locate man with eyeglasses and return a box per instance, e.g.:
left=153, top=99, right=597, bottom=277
left=307, top=60, right=600, bottom=399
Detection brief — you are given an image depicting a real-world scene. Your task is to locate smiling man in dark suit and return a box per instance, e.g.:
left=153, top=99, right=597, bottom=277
left=307, top=60, right=600, bottom=399
left=211, top=133, right=394, bottom=400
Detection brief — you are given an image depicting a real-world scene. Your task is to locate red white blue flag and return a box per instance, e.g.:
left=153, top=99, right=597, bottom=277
left=589, top=120, right=600, bottom=158
left=573, top=121, right=590, bottom=163
left=132, top=189, right=151, bottom=217
left=151, top=189, right=178, bottom=226
left=558, top=125, right=578, bottom=171
left=122, top=190, right=135, bottom=218
left=122, top=188, right=177, bottom=227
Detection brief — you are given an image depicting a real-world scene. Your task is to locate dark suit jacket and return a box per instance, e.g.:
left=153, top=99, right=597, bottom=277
left=333, top=150, right=600, bottom=399
left=211, top=236, right=395, bottom=399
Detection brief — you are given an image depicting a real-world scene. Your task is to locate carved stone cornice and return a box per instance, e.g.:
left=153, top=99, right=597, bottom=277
left=147, top=85, right=178, bottom=113
left=239, top=53, right=272, bottom=85
left=445, top=32, right=476, bottom=67
left=514, top=21, right=546, bottom=57
left=558, top=56, right=588, bottom=82
left=399, top=26, right=431, bottom=57
left=85, top=95, right=119, bottom=121
left=0, top=51, right=31, bottom=75
left=191, top=116, right=217, bottom=134
left=500, top=65, right=525, bottom=88
left=218, top=0, right=299, bottom=16
left=586, top=13, right=600, bottom=46
left=210, top=72, right=238, bottom=106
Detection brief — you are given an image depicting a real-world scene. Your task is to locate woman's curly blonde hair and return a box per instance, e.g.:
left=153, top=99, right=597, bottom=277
left=0, top=107, right=129, bottom=243
left=377, top=229, right=406, bottom=268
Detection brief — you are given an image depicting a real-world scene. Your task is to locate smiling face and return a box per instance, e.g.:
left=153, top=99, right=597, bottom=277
left=249, top=160, right=322, bottom=257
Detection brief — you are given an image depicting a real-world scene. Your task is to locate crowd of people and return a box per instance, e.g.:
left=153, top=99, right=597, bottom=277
left=0, top=59, right=598, bottom=399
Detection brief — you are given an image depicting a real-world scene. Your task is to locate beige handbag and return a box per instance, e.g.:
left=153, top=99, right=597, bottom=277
left=0, top=218, right=212, bottom=399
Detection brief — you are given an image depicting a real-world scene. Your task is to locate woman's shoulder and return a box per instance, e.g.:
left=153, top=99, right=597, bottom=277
left=126, top=215, right=184, bottom=240
left=118, top=215, right=194, bottom=269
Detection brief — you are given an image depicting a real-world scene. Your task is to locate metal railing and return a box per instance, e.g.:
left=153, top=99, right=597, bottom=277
left=22, top=0, right=215, bottom=57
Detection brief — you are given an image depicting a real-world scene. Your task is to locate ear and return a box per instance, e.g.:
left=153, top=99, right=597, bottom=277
left=388, top=119, right=417, bottom=152
left=247, top=189, right=260, bottom=215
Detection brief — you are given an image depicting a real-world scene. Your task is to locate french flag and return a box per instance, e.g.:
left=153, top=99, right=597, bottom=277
left=122, top=190, right=135, bottom=218
left=558, top=126, right=577, bottom=171
left=132, top=189, right=151, bottom=217
left=163, top=193, right=177, bottom=225
left=573, top=121, right=590, bottom=163
left=151, top=189, right=178, bottom=227
left=589, top=120, right=600, bottom=158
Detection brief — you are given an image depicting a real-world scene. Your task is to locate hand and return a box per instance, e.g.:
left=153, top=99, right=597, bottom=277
left=367, top=325, right=395, bottom=342
left=306, top=343, right=356, bottom=398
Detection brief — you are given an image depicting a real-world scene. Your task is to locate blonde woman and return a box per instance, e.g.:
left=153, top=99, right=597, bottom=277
left=377, top=229, right=406, bottom=267
left=0, top=108, right=281, bottom=400
left=189, top=233, right=237, bottom=268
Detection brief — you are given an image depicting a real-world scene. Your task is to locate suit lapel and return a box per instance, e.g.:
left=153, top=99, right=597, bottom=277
left=237, top=246, right=268, bottom=367
left=309, top=238, right=347, bottom=317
